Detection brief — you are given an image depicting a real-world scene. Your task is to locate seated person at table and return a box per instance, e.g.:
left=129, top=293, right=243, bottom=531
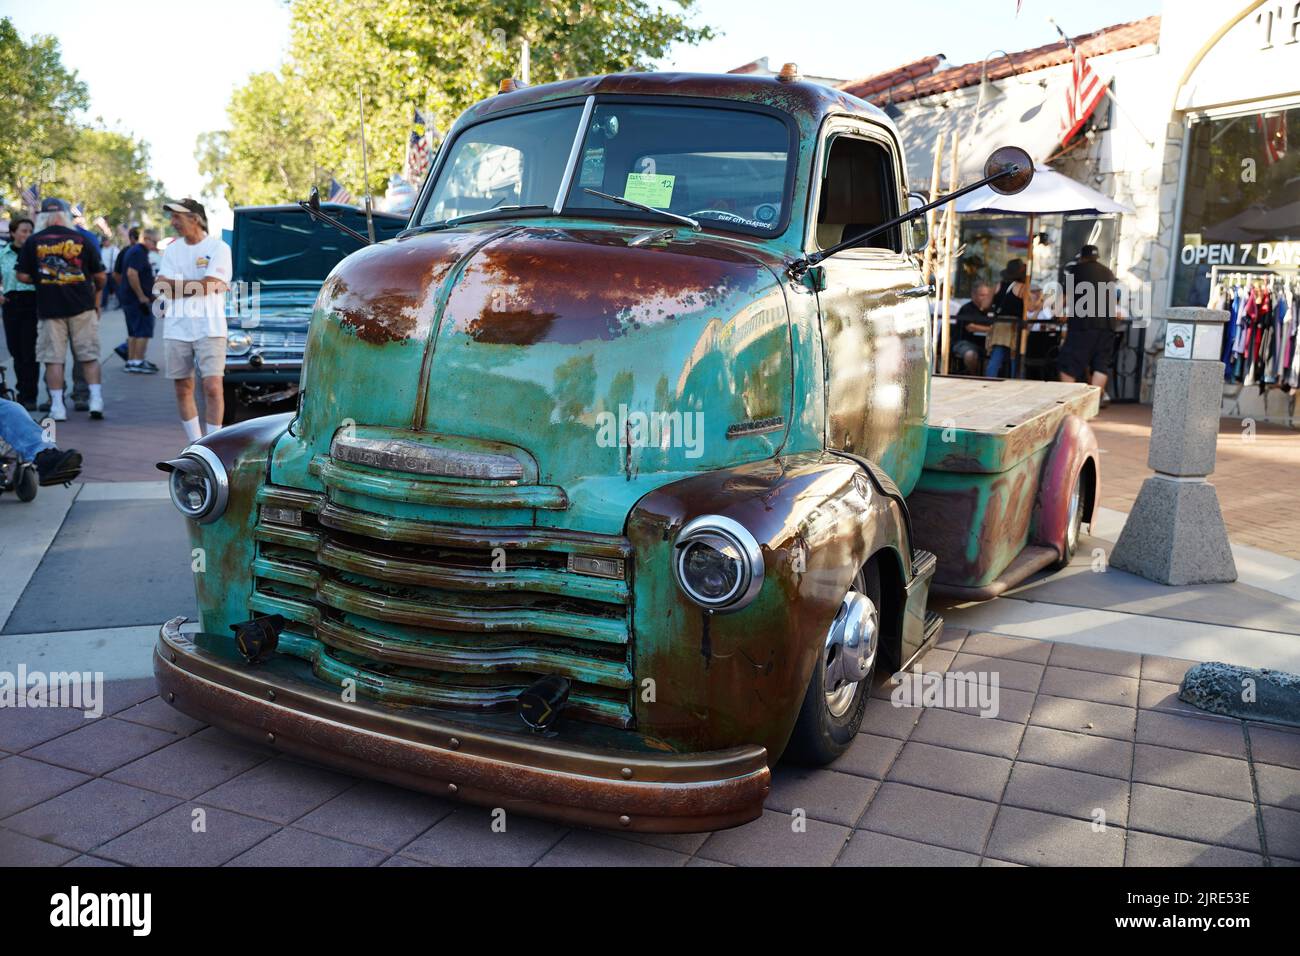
left=986, top=259, right=1027, bottom=377
left=953, top=281, right=995, bottom=374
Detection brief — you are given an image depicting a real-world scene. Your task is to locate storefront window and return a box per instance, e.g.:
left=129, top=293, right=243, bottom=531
left=1173, top=105, right=1300, bottom=306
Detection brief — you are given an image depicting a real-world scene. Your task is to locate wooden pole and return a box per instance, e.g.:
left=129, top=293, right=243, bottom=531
left=1018, top=213, right=1034, bottom=377
left=925, top=131, right=944, bottom=287
left=939, top=138, right=959, bottom=375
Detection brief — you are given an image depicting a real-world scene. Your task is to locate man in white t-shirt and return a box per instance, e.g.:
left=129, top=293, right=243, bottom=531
left=153, top=199, right=232, bottom=441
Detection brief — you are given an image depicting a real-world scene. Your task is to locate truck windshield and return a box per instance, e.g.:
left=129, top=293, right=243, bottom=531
left=418, top=99, right=793, bottom=237
left=564, top=103, right=792, bottom=236
left=420, top=104, right=583, bottom=225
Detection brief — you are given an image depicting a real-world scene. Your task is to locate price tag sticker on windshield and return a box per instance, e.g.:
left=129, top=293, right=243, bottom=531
left=624, top=173, right=675, bottom=208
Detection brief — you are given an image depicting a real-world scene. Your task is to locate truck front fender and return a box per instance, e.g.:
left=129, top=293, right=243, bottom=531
left=1031, top=413, right=1100, bottom=558
left=624, top=451, right=912, bottom=760
left=173, top=413, right=294, bottom=634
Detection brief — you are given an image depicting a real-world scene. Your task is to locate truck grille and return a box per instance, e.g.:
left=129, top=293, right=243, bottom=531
left=249, top=486, right=635, bottom=728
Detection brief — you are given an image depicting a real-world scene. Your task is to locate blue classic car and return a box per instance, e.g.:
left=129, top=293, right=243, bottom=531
left=223, top=203, right=406, bottom=422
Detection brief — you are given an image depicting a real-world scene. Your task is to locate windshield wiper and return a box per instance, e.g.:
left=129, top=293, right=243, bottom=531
left=582, top=188, right=699, bottom=231
left=401, top=204, right=551, bottom=237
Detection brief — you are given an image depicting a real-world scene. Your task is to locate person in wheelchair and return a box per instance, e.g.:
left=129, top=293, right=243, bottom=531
left=0, top=393, right=82, bottom=487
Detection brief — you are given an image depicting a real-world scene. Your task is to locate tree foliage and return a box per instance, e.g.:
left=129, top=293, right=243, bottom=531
left=0, top=17, right=88, bottom=199
left=53, top=126, right=163, bottom=227
left=200, top=0, right=715, bottom=207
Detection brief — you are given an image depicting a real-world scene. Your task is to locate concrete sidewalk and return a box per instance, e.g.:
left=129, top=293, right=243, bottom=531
left=1, top=632, right=1296, bottom=867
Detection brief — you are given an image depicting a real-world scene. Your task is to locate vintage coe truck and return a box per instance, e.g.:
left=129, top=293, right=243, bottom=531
left=156, top=71, right=1099, bottom=832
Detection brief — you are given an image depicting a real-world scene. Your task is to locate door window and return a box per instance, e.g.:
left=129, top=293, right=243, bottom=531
left=815, top=134, right=901, bottom=252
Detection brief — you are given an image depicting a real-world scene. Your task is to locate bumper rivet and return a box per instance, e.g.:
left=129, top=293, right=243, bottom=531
left=449, top=737, right=460, bottom=750
left=447, top=783, right=458, bottom=795
left=621, top=767, right=633, bottom=779
left=619, top=815, right=631, bottom=827
left=267, top=690, right=276, bottom=701
left=266, top=732, right=275, bottom=743
left=166, top=692, right=175, bottom=703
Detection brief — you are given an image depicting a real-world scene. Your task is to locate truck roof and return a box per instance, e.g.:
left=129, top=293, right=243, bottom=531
left=464, top=70, right=894, bottom=130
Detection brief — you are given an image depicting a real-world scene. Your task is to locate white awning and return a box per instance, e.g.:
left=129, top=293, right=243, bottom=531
left=955, top=164, right=1134, bottom=216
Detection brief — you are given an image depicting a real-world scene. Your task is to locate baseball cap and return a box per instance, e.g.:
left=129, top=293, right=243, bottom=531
left=40, top=197, right=72, bottom=213
left=1080, top=244, right=1100, bottom=258
left=162, top=198, right=208, bottom=227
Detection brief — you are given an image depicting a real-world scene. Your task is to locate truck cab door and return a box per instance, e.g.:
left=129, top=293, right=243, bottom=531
left=810, top=122, right=931, bottom=497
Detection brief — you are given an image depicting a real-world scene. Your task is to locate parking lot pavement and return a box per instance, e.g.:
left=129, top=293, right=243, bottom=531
left=2, top=628, right=1297, bottom=867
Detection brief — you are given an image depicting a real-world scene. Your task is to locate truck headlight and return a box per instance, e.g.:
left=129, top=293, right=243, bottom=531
left=673, top=515, right=764, bottom=612
left=227, top=330, right=252, bottom=355
left=157, top=445, right=229, bottom=524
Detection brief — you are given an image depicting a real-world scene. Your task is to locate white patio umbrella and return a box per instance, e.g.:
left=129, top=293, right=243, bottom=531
left=955, top=164, right=1134, bottom=216
left=954, top=165, right=1133, bottom=376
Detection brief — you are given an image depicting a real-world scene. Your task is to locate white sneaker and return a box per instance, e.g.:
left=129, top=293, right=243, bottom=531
left=49, top=402, right=67, bottom=422
left=89, top=394, right=104, bottom=419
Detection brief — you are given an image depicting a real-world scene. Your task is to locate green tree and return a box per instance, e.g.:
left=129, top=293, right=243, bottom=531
left=199, top=0, right=714, bottom=206
left=197, top=70, right=326, bottom=208
left=53, top=125, right=163, bottom=227
left=0, top=17, right=88, bottom=203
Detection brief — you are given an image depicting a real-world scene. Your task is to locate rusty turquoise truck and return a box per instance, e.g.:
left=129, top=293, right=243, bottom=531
left=155, top=70, right=1099, bottom=832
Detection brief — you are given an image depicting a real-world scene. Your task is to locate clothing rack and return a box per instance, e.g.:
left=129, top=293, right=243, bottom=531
left=1208, top=263, right=1299, bottom=428
left=1208, top=263, right=1299, bottom=287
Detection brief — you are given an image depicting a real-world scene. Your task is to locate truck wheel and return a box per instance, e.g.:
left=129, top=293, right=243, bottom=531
left=784, top=559, right=882, bottom=766
left=1052, top=469, right=1087, bottom=570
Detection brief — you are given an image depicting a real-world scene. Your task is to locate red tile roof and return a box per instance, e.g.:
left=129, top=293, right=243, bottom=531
left=839, top=15, right=1160, bottom=105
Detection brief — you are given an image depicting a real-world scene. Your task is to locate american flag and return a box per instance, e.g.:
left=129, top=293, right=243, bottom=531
left=1258, top=112, right=1287, bottom=165
left=404, top=108, right=433, bottom=184
left=327, top=177, right=354, bottom=205
left=1059, top=46, right=1107, bottom=146
left=20, top=182, right=39, bottom=210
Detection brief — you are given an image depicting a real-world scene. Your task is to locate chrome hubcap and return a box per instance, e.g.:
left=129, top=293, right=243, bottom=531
left=823, top=590, right=878, bottom=718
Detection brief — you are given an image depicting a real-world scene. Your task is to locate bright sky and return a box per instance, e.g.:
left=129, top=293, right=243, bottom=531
left=3, top=0, right=1160, bottom=230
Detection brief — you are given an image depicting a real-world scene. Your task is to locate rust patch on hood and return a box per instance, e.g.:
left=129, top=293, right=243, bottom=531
left=456, top=228, right=768, bottom=346
left=320, top=231, right=492, bottom=345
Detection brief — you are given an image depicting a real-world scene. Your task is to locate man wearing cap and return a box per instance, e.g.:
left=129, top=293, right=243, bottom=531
left=1058, top=244, right=1119, bottom=402
left=14, top=198, right=107, bottom=421
left=154, top=198, right=232, bottom=440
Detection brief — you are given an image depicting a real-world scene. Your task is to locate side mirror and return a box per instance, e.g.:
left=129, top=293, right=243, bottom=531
left=907, top=192, right=929, bottom=252
left=985, top=146, right=1034, bottom=195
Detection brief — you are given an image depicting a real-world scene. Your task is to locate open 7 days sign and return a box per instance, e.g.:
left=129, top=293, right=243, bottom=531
left=1179, top=239, right=1300, bottom=268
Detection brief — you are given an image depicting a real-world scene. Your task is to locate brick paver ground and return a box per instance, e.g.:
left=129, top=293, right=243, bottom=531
left=1092, top=402, right=1300, bottom=560
left=3, top=628, right=1297, bottom=867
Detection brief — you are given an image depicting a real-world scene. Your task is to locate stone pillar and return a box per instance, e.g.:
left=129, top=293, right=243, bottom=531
left=1110, top=308, right=1237, bottom=585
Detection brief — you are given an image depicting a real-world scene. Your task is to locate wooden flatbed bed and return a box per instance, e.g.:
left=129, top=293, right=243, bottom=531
left=907, top=376, right=1102, bottom=599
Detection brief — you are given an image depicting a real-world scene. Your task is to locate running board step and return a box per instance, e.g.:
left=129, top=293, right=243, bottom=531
left=922, top=610, right=944, bottom=645
left=911, top=549, right=937, bottom=581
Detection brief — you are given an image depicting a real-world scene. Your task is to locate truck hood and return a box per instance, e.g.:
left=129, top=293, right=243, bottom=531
left=271, top=223, right=794, bottom=533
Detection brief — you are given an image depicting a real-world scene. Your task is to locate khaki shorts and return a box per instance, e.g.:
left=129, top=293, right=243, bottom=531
left=36, top=310, right=101, bottom=363
left=165, top=336, right=227, bottom=379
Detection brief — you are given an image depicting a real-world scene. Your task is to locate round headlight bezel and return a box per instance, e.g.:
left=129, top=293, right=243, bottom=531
left=672, top=515, right=764, bottom=613
left=165, top=445, right=229, bottom=524
left=226, top=330, right=253, bottom=355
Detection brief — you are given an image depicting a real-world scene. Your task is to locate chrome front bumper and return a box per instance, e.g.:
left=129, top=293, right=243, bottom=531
left=154, top=617, right=770, bottom=833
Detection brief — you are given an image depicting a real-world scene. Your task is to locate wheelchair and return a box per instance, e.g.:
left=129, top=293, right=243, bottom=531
left=0, top=366, right=39, bottom=502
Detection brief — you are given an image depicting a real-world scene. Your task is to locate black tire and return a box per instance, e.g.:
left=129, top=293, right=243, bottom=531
left=15, top=464, right=38, bottom=502
left=783, top=558, right=883, bottom=766
left=1052, top=467, right=1088, bottom=570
